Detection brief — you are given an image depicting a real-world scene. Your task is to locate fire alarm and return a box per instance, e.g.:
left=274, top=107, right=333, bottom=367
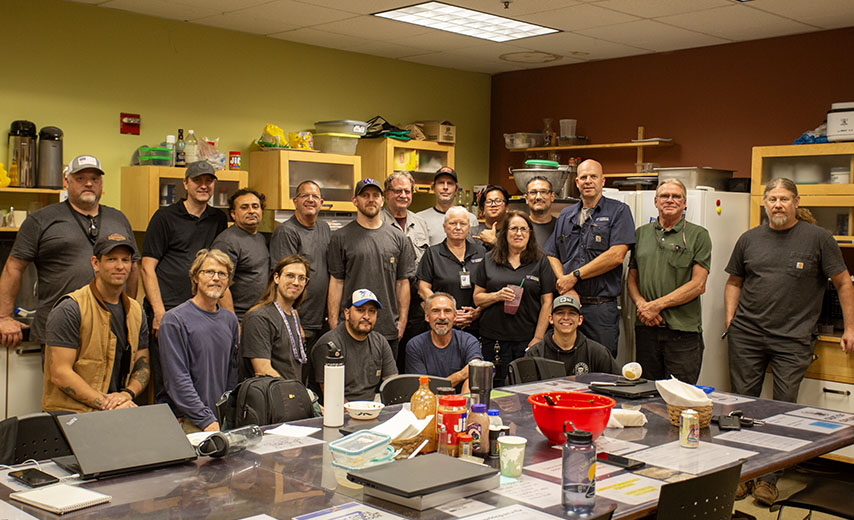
left=120, top=113, right=141, bottom=135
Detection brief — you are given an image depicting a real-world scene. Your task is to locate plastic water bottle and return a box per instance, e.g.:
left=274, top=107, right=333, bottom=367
left=185, top=129, right=200, bottom=164
left=487, top=408, right=502, bottom=428
left=562, top=426, right=596, bottom=514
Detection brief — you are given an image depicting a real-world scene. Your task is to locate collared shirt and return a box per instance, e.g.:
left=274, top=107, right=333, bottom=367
left=381, top=207, right=431, bottom=265
left=629, top=217, right=711, bottom=332
left=545, top=196, right=635, bottom=298
left=416, top=238, right=486, bottom=309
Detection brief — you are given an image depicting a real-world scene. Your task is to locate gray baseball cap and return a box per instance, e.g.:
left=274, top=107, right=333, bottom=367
left=552, top=294, right=582, bottom=313
left=64, top=155, right=105, bottom=176
left=185, top=160, right=217, bottom=179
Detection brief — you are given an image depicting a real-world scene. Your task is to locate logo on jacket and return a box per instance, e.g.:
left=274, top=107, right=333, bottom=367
left=572, top=362, right=590, bottom=375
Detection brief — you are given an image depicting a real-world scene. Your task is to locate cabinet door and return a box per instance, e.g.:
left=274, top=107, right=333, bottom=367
left=752, top=143, right=854, bottom=196
left=287, top=159, right=360, bottom=211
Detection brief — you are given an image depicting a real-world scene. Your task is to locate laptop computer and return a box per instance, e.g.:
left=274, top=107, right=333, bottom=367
left=52, top=404, right=198, bottom=480
left=588, top=380, right=660, bottom=399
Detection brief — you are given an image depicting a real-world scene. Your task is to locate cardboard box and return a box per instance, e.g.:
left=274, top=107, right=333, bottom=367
left=416, top=120, right=456, bottom=144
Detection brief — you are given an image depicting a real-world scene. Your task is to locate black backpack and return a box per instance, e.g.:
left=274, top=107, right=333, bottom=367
left=217, top=376, right=314, bottom=429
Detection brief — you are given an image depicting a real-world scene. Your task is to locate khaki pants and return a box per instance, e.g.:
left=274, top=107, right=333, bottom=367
left=179, top=418, right=203, bottom=434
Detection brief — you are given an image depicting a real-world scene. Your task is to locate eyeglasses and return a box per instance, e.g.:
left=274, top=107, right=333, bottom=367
left=295, top=193, right=321, bottom=201
left=87, top=216, right=97, bottom=240
left=656, top=193, right=684, bottom=201
left=282, top=272, right=310, bottom=284
left=388, top=188, right=412, bottom=196
left=199, top=269, right=229, bottom=279
left=527, top=189, right=552, bottom=197
left=508, top=226, right=530, bottom=235
left=484, top=199, right=506, bottom=207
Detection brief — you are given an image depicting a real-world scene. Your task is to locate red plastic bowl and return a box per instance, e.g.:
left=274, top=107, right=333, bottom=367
left=528, top=392, right=616, bottom=444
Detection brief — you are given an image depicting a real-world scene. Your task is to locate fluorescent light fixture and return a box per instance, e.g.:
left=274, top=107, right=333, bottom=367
left=374, top=2, right=558, bottom=42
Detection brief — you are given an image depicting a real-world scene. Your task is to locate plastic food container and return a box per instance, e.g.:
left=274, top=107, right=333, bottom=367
left=328, top=430, right=391, bottom=467
left=138, top=146, right=172, bottom=166
left=504, top=133, right=544, bottom=149
left=313, top=132, right=360, bottom=155
left=315, top=120, right=368, bottom=136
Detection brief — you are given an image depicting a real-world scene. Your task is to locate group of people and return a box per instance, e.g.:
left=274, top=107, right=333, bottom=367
left=1, top=153, right=852, bottom=500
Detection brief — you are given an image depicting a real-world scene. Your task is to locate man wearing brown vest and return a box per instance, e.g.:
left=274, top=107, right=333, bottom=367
left=42, top=233, right=150, bottom=412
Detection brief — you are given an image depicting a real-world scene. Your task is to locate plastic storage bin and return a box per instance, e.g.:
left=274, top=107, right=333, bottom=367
left=138, top=146, right=172, bottom=166
left=504, top=133, right=545, bottom=149
left=328, top=430, right=391, bottom=467
left=314, top=133, right=360, bottom=155
left=315, top=120, right=368, bottom=136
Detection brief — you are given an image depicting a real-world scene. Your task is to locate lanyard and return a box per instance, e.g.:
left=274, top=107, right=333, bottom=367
left=65, top=200, right=100, bottom=245
left=274, top=300, right=307, bottom=364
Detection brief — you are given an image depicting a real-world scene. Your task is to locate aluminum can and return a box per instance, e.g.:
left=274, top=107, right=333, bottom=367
left=680, top=409, right=699, bottom=448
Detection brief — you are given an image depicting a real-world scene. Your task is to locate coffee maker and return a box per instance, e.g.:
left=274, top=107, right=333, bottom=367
left=38, top=126, right=63, bottom=188
left=8, top=120, right=37, bottom=187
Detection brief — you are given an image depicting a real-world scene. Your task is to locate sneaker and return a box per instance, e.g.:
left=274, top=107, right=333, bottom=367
left=735, top=480, right=753, bottom=500
left=753, top=480, right=779, bottom=506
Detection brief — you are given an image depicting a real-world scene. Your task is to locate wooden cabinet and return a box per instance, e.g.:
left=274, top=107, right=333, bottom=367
left=121, top=166, right=248, bottom=231
left=356, top=138, right=454, bottom=191
left=0, top=187, right=64, bottom=232
left=249, top=150, right=361, bottom=212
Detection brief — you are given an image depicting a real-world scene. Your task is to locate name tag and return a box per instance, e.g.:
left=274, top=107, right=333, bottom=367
left=459, top=270, right=471, bottom=289
left=596, top=216, right=610, bottom=222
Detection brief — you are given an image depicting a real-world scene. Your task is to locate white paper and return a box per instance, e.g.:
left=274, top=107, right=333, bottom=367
left=785, top=407, right=854, bottom=426
left=490, top=474, right=562, bottom=508
left=369, top=409, right=432, bottom=441
left=248, top=433, right=325, bottom=455
left=715, top=430, right=811, bottom=452
left=0, top=499, right=40, bottom=520
left=186, top=431, right=214, bottom=446
left=507, top=380, right=589, bottom=396
left=525, top=457, right=623, bottom=480
left=628, top=441, right=758, bottom=475
left=597, top=472, right=663, bottom=505
left=434, top=498, right=495, bottom=517
left=764, top=414, right=851, bottom=434
left=594, top=436, right=648, bottom=455
left=292, top=501, right=404, bottom=520
left=459, top=504, right=563, bottom=520
left=708, top=392, right=755, bottom=405
left=240, top=515, right=277, bottom=520
left=266, top=424, right=321, bottom=437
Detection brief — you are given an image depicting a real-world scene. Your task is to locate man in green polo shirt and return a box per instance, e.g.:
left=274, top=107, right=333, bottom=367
left=626, top=179, right=711, bottom=384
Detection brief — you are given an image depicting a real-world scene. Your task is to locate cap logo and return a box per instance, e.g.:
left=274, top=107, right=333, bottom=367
left=107, top=233, right=127, bottom=241
left=364, top=178, right=377, bottom=184
left=78, top=156, right=98, bottom=166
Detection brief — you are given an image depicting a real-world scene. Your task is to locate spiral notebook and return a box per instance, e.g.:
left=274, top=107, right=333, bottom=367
left=9, top=483, right=111, bottom=514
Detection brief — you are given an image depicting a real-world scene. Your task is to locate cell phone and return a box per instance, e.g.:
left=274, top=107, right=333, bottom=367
left=714, top=415, right=742, bottom=431
left=9, top=468, right=59, bottom=488
left=597, top=452, right=645, bottom=470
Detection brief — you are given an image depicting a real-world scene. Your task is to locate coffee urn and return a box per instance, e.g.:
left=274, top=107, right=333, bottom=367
left=38, top=126, right=63, bottom=188
left=8, top=120, right=37, bottom=187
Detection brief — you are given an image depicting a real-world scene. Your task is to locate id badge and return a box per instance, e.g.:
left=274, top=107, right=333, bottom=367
left=459, top=270, right=471, bottom=289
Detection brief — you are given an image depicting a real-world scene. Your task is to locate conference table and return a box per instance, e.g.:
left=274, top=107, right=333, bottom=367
left=2, top=373, right=852, bottom=519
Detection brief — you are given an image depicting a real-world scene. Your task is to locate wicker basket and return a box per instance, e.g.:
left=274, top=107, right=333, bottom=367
left=666, top=404, right=713, bottom=428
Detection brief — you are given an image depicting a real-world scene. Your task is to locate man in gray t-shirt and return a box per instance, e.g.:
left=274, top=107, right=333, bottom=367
left=327, top=179, right=415, bottom=361
left=416, top=167, right=478, bottom=246
left=0, top=155, right=138, bottom=348
left=269, top=180, right=331, bottom=350
left=312, top=289, right=397, bottom=402
left=212, top=189, right=269, bottom=319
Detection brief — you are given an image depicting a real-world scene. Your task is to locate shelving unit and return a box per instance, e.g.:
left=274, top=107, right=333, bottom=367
left=356, top=138, right=454, bottom=191
left=0, top=186, right=64, bottom=232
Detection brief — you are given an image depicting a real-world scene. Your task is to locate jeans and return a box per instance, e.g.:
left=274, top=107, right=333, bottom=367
left=579, top=300, right=620, bottom=358
left=727, top=325, right=813, bottom=403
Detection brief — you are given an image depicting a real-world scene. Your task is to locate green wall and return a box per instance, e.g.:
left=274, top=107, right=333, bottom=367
left=0, top=0, right=491, bottom=208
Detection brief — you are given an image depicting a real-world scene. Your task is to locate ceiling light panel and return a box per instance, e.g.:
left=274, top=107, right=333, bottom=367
left=374, top=2, right=559, bottom=42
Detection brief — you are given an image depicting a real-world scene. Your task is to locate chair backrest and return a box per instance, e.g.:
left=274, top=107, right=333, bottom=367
left=12, top=412, right=73, bottom=464
left=533, top=357, right=567, bottom=380
left=655, top=462, right=743, bottom=520
left=507, top=358, right=540, bottom=385
left=379, top=374, right=452, bottom=405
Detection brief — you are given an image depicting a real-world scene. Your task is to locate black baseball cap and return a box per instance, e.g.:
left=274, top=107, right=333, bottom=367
left=185, top=160, right=217, bottom=179
left=355, top=178, right=383, bottom=196
left=434, top=166, right=458, bottom=183
left=93, top=233, right=137, bottom=257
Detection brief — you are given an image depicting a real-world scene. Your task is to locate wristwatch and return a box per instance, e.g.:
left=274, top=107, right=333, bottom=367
left=572, top=269, right=582, bottom=281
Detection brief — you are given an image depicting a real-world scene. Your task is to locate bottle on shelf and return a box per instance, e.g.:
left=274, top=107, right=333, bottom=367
left=562, top=427, right=596, bottom=514
left=464, top=189, right=472, bottom=211
left=185, top=129, right=200, bottom=164
left=455, top=187, right=464, bottom=206
left=410, top=376, right=437, bottom=453
left=175, top=129, right=186, bottom=167
left=165, top=135, right=176, bottom=167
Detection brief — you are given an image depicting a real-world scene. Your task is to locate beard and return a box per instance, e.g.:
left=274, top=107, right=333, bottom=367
left=431, top=322, right=452, bottom=336
left=770, top=214, right=789, bottom=227
left=359, top=204, right=380, bottom=218
left=200, top=283, right=226, bottom=300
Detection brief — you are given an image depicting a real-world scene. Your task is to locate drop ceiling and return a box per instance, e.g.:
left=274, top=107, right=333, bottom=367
left=67, top=0, right=854, bottom=74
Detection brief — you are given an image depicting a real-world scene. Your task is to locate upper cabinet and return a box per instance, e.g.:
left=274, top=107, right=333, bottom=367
left=356, top=138, right=454, bottom=191
left=249, top=150, right=361, bottom=212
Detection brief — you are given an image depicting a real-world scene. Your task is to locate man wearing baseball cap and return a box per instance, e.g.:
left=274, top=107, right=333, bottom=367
left=42, top=233, right=149, bottom=412
left=525, top=294, right=618, bottom=375
left=417, top=166, right=478, bottom=246
left=141, top=160, right=227, bottom=398
left=0, top=155, right=138, bottom=351
left=312, top=289, right=397, bottom=402
left=327, top=178, right=415, bottom=363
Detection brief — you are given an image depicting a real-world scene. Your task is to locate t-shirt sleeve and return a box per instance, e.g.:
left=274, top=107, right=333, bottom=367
left=819, top=231, right=847, bottom=277
left=539, top=257, right=557, bottom=294
left=211, top=232, right=239, bottom=266
left=45, top=298, right=82, bottom=349
left=415, top=249, right=434, bottom=283
left=462, top=333, right=482, bottom=362
left=326, top=233, right=345, bottom=280
left=544, top=218, right=561, bottom=258
left=472, top=258, right=488, bottom=289
left=379, top=337, right=398, bottom=378
left=9, top=213, right=42, bottom=263
left=142, top=210, right=168, bottom=260
left=405, top=337, right=427, bottom=374
left=725, top=235, right=747, bottom=277
left=610, top=203, right=636, bottom=247
left=628, top=228, right=641, bottom=269
left=269, top=224, right=301, bottom=272
left=159, top=313, right=216, bottom=429
left=692, top=226, right=712, bottom=272
left=240, top=311, right=274, bottom=360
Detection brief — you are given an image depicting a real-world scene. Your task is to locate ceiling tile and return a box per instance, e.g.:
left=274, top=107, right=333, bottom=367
left=659, top=4, right=817, bottom=41
left=290, top=0, right=411, bottom=16
left=170, top=0, right=273, bottom=12
left=403, top=52, right=517, bottom=75
left=450, top=0, right=583, bottom=16
left=194, top=11, right=300, bottom=35
left=309, top=15, right=429, bottom=42
left=522, top=31, right=652, bottom=61
left=521, top=3, right=641, bottom=31
left=577, top=19, right=729, bottom=51
left=269, top=27, right=370, bottom=50
left=65, top=0, right=110, bottom=4
left=385, top=29, right=491, bottom=52
left=100, top=0, right=221, bottom=21
left=595, top=0, right=729, bottom=19
left=748, top=0, right=854, bottom=29
left=224, top=0, right=354, bottom=27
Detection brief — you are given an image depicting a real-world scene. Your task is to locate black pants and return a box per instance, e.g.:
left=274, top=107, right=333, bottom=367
left=635, top=326, right=704, bottom=384
left=579, top=300, right=620, bottom=358
left=481, top=337, right=529, bottom=387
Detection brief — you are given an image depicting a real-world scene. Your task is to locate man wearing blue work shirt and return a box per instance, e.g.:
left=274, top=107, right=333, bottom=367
left=545, top=159, right=635, bottom=357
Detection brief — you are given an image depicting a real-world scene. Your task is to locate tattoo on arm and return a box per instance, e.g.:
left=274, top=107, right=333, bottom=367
left=61, top=385, right=105, bottom=409
left=130, top=355, right=150, bottom=388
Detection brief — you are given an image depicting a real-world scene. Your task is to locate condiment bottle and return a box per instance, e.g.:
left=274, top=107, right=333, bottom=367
left=466, top=403, right=490, bottom=456
left=562, top=423, right=595, bottom=514
left=457, top=433, right=474, bottom=458
left=410, top=376, right=437, bottom=453
left=437, top=395, right=466, bottom=458
left=437, top=424, right=451, bottom=456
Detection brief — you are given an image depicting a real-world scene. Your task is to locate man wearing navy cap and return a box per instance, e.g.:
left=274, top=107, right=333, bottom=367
left=327, top=179, right=415, bottom=362
left=417, top=166, right=478, bottom=246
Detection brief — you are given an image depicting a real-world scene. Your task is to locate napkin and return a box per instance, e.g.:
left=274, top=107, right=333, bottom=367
left=655, top=376, right=712, bottom=408
left=606, top=409, right=648, bottom=429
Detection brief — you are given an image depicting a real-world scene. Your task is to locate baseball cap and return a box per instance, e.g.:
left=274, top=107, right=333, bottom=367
left=185, top=160, right=217, bottom=179
left=64, top=155, right=105, bottom=176
left=552, top=294, right=582, bottom=313
left=434, top=166, right=457, bottom=183
left=354, top=178, right=382, bottom=196
left=351, top=288, right=382, bottom=309
left=93, top=232, right=137, bottom=257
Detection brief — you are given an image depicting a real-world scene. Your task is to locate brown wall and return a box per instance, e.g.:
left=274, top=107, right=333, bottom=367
left=490, top=27, right=854, bottom=194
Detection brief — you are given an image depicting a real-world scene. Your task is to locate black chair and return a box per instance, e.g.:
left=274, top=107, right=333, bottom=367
left=379, top=374, right=452, bottom=405
left=654, top=462, right=742, bottom=520
left=0, top=412, right=73, bottom=465
left=506, top=356, right=566, bottom=385
left=769, top=477, right=854, bottom=519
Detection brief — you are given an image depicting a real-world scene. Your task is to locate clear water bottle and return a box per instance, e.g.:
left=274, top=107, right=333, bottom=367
left=185, top=129, right=200, bottom=164
left=562, top=424, right=596, bottom=514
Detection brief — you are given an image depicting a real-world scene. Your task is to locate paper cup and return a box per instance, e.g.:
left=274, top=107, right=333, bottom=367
left=498, top=435, right=527, bottom=478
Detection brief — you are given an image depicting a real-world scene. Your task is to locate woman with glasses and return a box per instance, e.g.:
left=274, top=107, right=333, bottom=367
left=239, top=255, right=312, bottom=383
left=473, top=210, right=555, bottom=384
left=473, top=185, right=510, bottom=248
